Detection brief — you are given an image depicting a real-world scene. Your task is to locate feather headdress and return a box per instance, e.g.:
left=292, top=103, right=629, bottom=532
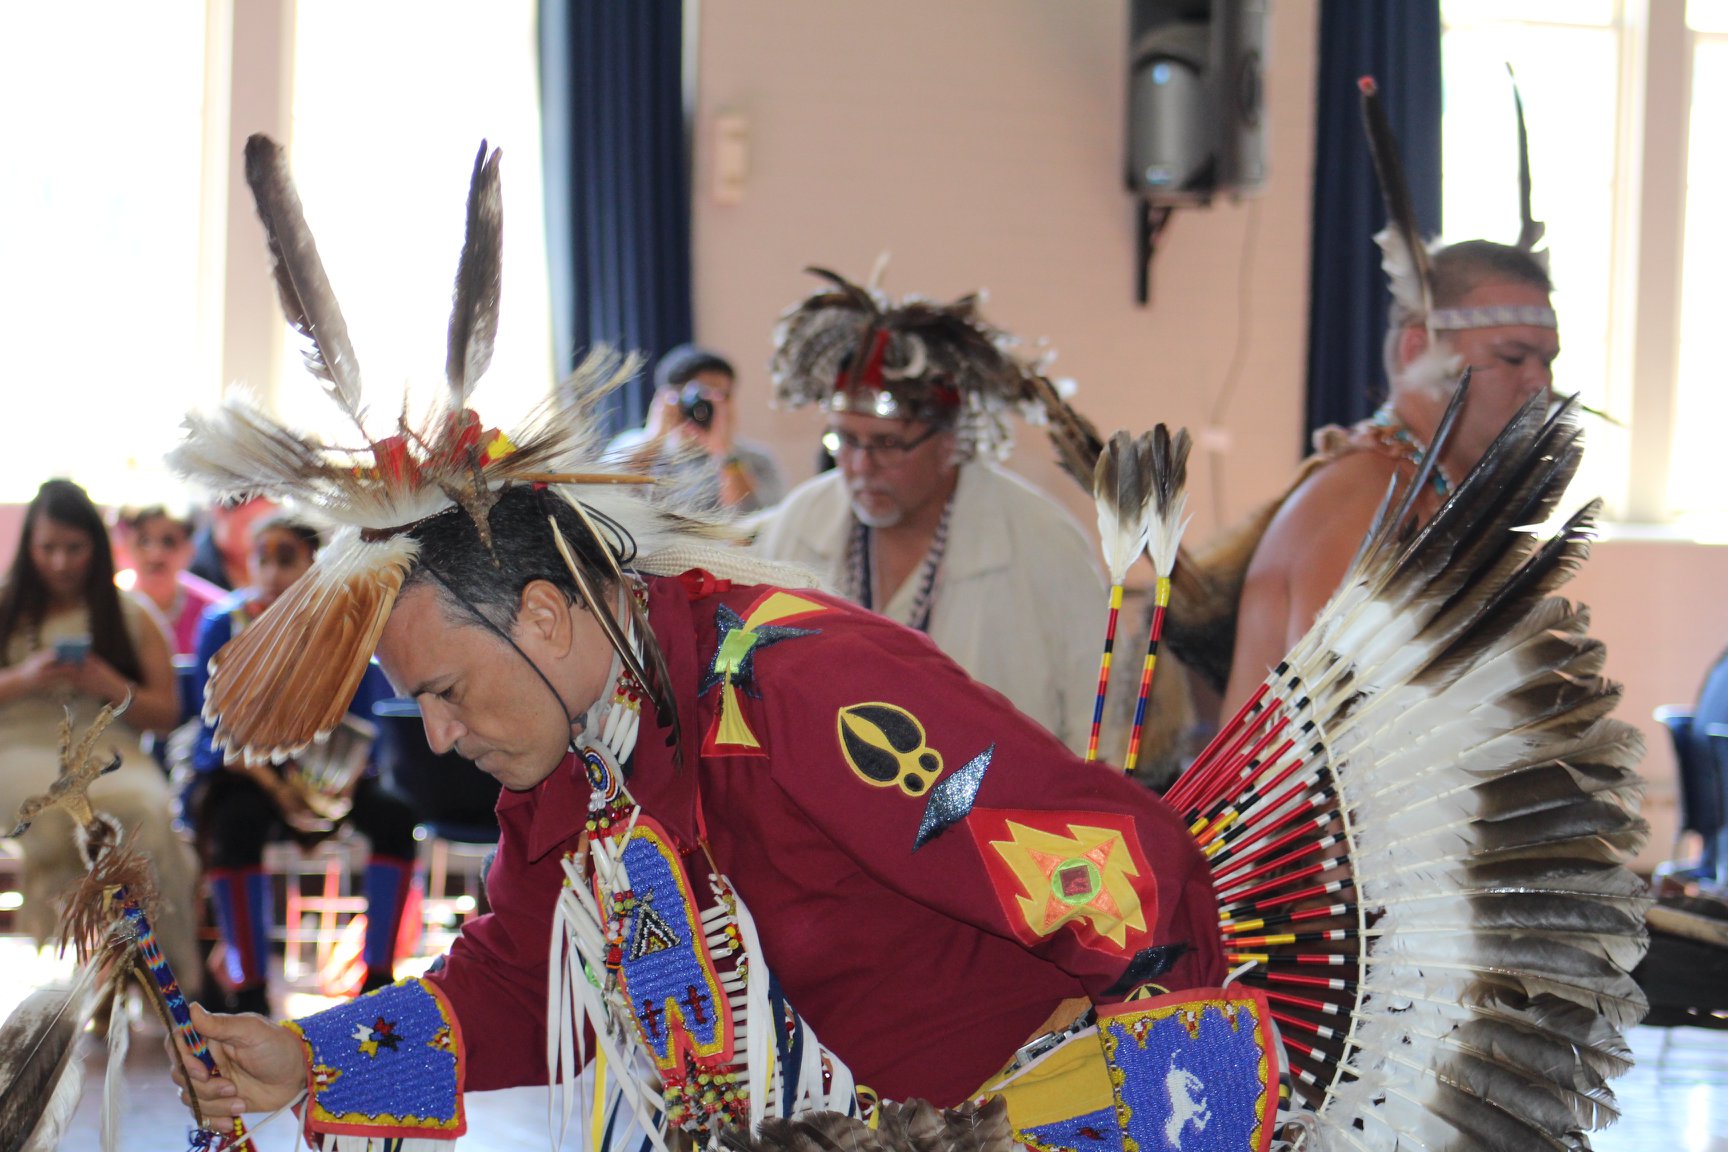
left=172, top=136, right=812, bottom=767
left=769, top=266, right=1044, bottom=461
left=1361, top=73, right=1555, bottom=334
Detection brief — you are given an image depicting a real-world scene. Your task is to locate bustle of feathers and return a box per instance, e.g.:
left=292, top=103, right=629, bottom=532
left=176, top=136, right=818, bottom=767
left=769, top=266, right=1044, bottom=461
left=1093, top=430, right=1153, bottom=586
left=1359, top=77, right=1434, bottom=326
left=1184, top=386, right=1651, bottom=1150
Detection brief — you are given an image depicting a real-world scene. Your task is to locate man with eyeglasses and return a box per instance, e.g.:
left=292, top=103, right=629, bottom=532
left=754, top=269, right=1105, bottom=756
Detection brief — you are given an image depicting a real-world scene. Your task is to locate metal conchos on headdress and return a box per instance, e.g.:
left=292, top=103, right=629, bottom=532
left=769, top=266, right=1045, bottom=461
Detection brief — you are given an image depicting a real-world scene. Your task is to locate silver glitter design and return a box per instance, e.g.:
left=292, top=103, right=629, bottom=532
left=912, top=742, right=994, bottom=851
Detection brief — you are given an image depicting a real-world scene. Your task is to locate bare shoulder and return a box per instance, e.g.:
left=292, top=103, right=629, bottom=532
left=1260, top=452, right=1403, bottom=567
left=1224, top=451, right=1406, bottom=705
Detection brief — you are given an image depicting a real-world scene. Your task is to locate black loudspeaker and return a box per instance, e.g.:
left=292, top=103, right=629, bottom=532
left=1126, top=0, right=1267, bottom=206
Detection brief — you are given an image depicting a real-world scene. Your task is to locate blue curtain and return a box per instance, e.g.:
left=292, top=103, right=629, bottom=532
left=1304, top=2, right=1441, bottom=446
left=539, top=0, right=692, bottom=435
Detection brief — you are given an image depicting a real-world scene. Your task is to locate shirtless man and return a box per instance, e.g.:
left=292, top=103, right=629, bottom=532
left=1223, top=241, right=1558, bottom=710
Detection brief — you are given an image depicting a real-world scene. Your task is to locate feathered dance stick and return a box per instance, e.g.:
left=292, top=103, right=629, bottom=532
left=1085, top=431, right=1154, bottom=761
left=5, top=701, right=246, bottom=1151
left=1122, top=425, right=1192, bottom=773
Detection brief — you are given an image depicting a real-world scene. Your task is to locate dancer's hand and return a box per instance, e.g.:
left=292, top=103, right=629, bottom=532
left=168, top=1002, right=306, bottom=1132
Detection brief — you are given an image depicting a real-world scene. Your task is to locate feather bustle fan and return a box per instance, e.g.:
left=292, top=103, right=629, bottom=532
left=1175, top=386, right=1648, bottom=1150
left=1011, top=292, right=1629, bottom=1152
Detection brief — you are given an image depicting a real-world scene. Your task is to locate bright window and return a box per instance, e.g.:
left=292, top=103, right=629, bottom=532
left=1442, top=1, right=1725, bottom=529
left=0, top=2, right=551, bottom=508
left=0, top=3, right=214, bottom=505
left=1671, top=7, right=1728, bottom=520
left=282, top=0, right=552, bottom=444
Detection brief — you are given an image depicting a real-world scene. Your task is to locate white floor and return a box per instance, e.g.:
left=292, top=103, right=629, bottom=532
left=4, top=937, right=1724, bottom=1150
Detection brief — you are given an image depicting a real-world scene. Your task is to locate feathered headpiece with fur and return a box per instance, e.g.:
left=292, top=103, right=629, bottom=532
left=1361, top=73, right=1556, bottom=335
left=170, top=136, right=809, bottom=767
left=769, top=266, right=1044, bottom=461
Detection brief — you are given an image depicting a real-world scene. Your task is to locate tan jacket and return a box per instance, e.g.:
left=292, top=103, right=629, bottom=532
left=753, top=461, right=1106, bottom=755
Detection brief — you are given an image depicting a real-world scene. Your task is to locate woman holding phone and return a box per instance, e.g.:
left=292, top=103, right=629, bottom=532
left=0, top=478, right=199, bottom=981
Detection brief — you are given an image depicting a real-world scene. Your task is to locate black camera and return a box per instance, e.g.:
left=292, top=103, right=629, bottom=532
left=677, top=382, right=715, bottom=429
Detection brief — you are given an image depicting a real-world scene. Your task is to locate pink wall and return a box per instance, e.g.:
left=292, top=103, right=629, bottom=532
left=686, top=0, right=1719, bottom=870
left=689, top=0, right=1320, bottom=540
left=1571, top=538, right=1728, bottom=869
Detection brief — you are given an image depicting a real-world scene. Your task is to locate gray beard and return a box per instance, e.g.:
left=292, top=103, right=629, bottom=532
left=850, top=496, right=902, bottom=529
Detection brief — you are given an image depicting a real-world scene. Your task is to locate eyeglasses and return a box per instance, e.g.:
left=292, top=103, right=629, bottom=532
left=821, top=425, right=942, bottom=465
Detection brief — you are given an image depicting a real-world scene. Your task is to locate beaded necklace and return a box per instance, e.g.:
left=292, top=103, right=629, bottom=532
left=551, top=580, right=858, bottom=1144
left=843, top=492, right=955, bottom=634
left=1363, top=405, right=1454, bottom=500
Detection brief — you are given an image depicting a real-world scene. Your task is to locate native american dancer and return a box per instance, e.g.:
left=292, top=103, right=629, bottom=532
left=165, top=132, right=1645, bottom=1152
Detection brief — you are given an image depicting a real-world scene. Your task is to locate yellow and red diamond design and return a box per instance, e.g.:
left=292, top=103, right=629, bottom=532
left=969, top=807, right=1155, bottom=956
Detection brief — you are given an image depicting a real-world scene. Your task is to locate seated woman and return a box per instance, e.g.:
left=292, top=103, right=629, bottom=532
left=0, top=479, right=200, bottom=980
left=112, top=504, right=225, bottom=659
left=188, top=512, right=420, bottom=1015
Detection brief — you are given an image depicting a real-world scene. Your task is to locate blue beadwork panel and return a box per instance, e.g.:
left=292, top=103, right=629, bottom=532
left=290, top=978, right=464, bottom=1137
left=1017, top=1105, right=1126, bottom=1152
left=1100, top=988, right=1276, bottom=1152
left=613, top=818, right=735, bottom=1072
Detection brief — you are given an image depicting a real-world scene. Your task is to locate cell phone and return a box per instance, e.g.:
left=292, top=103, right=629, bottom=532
left=53, top=635, right=92, bottom=664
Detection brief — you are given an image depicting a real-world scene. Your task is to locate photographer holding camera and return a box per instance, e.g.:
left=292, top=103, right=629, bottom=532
left=607, top=344, right=786, bottom=513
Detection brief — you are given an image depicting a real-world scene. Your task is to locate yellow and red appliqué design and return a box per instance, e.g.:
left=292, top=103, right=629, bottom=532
left=287, top=977, right=466, bottom=1139
left=698, top=589, right=827, bottom=757
left=968, top=808, right=1156, bottom=956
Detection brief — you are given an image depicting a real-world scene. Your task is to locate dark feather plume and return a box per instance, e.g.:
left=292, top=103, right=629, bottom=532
left=445, top=140, right=504, bottom=410
left=0, top=970, right=99, bottom=1152
left=1509, top=64, right=1546, bottom=253
left=243, top=134, right=367, bottom=430
left=1359, top=75, right=1433, bottom=322
left=1093, top=430, right=1153, bottom=585
left=1145, top=423, right=1193, bottom=577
